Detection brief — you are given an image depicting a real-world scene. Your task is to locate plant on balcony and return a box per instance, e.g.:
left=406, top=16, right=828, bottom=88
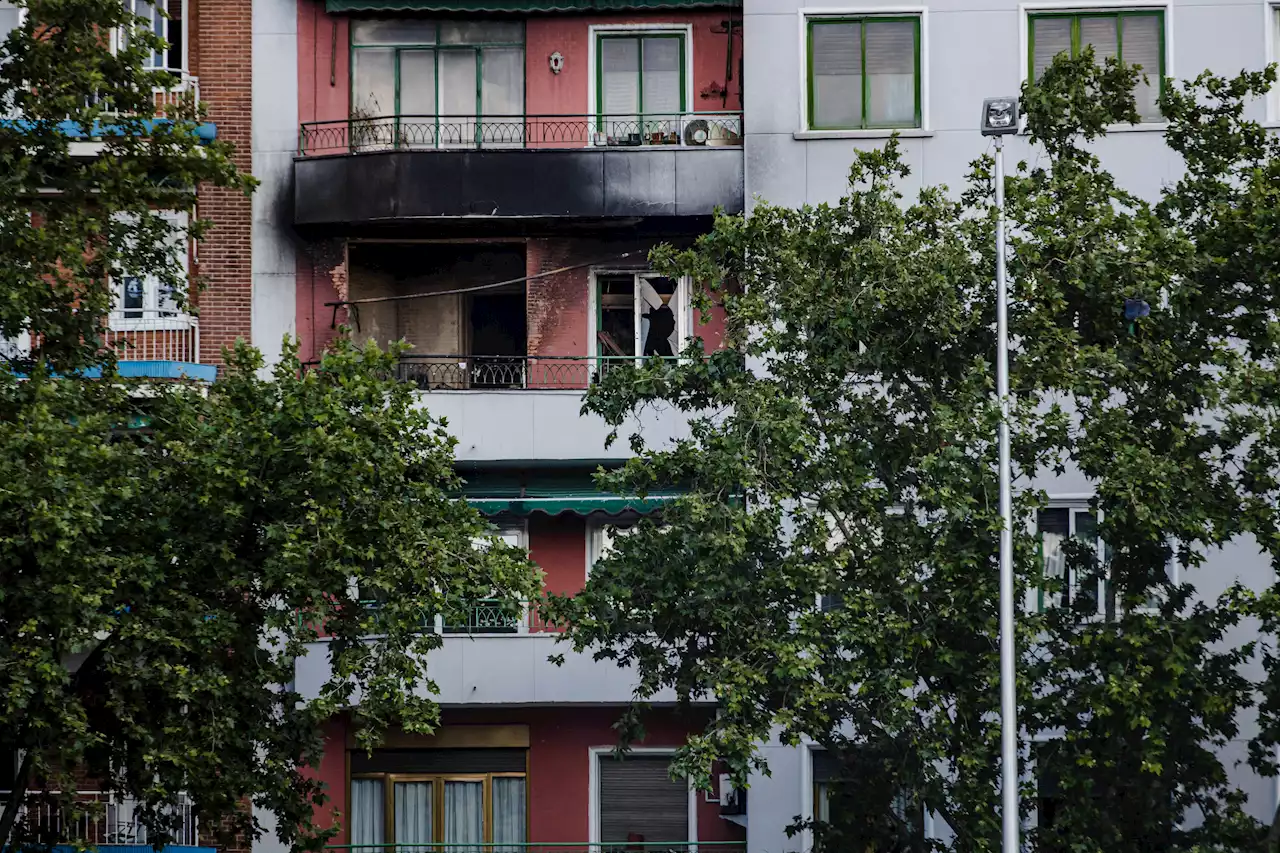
left=348, top=99, right=386, bottom=153
left=549, top=53, right=1280, bottom=853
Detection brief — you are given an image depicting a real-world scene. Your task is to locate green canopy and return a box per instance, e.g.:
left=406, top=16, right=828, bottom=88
left=457, top=468, right=681, bottom=518
left=329, top=0, right=735, bottom=11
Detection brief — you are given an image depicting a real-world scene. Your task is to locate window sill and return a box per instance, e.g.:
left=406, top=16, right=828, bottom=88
left=793, top=128, right=933, bottom=140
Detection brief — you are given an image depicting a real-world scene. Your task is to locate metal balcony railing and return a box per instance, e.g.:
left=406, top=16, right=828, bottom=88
left=0, top=790, right=199, bottom=847
left=381, top=354, right=668, bottom=391
left=103, top=310, right=200, bottom=364
left=300, top=600, right=563, bottom=636
left=298, top=112, right=744, bottom=156
left=326, top=843, right=745, bottom=853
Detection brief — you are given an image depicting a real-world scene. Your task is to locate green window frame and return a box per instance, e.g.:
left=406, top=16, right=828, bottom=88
left=594, top=32, right=687, bottom=131
left=1027, top=10, right=1165, bottom=121
left=349, top=20, right=526, bottom=146
left=805, top=15, right=922, bottom=131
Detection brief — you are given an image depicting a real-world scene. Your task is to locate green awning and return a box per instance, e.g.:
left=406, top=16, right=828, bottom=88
left=457, top=468, right=682, bottom=518
left=329, top=0, right=736, bottom=11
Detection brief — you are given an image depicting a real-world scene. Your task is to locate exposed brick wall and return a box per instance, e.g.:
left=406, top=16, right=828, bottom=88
left=190, top=0, right=253, bottom=367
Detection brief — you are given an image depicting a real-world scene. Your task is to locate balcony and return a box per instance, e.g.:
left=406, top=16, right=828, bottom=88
left=292, top=113, right=744, bottom=227
left=99, top=310, right=215, bottom=382
left=0, top=790, right=200, bottom=849
left=368, top=354, right=657, bottom=392
left=326, top=844, right=744, bottom=853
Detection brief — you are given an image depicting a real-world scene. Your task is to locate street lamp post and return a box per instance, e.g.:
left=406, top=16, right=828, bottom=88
left=981, top=95, right=1021, bottom=853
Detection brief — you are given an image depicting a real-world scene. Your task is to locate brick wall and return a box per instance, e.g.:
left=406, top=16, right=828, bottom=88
left=190, top=0, right=253, bottom=367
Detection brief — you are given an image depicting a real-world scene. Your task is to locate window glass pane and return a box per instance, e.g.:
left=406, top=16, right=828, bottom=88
left=399, top=49, right=437, bottom=146
left=166, top=0, right=183, bottom=71
left=1031, top=17, right=1072, bottom=79
left=864, top=20, right=916, bottom=127
left=1037, top=508, right=1070, bottom=609
left=440, top=21, right=523, bottom=44
left=1079, top=16, right=1118, bottom=63
left=639, top=276, right=678, bottom=357
left=601, top=37, right=640, bottom=134
left=481, top=47, right=524, bottom=117
left=1073, top=510, right=1100, bottom=613
left=811, top=22, right=862, bottom=128
left=493, top=778, right=526, bottom=850
left=122, top=276, right=146, bottom=319
left=443, top=781, right=484, bottom=844
left=641, top=37, right=682, bottom=119
left=597, top=274, right=636, bottom=357
left=440, top=49, right=478, bottom=145
left=350, top=779, right=386, bottom=846
left=352, top=47, right=395, bottom=116
left=394, top=781, right=433, bottom=852
left=1121, top=15, right=1162, bottom=121
left=352, top=19, right=438, bottom=45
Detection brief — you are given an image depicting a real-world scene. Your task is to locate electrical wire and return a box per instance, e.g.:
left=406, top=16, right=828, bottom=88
left=323, top=250, right=646, bottom=307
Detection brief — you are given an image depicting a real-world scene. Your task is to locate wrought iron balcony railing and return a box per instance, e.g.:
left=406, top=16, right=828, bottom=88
left=298, top=112, right=743, bottom=156
left=103, top=310, right=200, bottom=364
left=392, top=354, right=666, bottom=391
left=326, top=842, right=746, bottom=853
left=0, top=790, right=199, bottom=847
left=298, top=600, right=563, bottom=636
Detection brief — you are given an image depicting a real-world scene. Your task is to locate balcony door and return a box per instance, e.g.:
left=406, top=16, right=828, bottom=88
left=596, top=31, right=686, bottom=145
left=351, top=20, right=524, bottom=149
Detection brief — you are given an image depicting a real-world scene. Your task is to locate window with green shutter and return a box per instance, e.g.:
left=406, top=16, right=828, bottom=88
left=1028, top=11, right=1165, bottom=122
left=806, top=16, right=921, bottom=130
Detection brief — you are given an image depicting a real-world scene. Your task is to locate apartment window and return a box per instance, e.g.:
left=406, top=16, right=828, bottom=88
left=0, top=2, right=20, bottom=42
left=1034, top=506, right=1107, bottom=615
left=588, top=519, right=635, bottom=574
left=596, top=32, right=685, bottom=143
left=350, top=749, right=526, bottom=847
left=1028, top=11, right=1164, bottom=122
left=597, top=753, right=691, bottom=843
left=122, top=0, right=184, bottom=72
left=806, top=16, right=921, bottom=130
left=595, top=273, right=688, bottom=361
left=350, top=20, right=524, bottom=147
left=445, top=522, right=528, bottom=633
left=111, top=211, right=190, bottom=330
left=812, top=749, right=924, bottom=851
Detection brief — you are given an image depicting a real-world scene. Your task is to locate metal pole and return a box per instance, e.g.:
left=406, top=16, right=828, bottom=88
left=994, top=135, right=1020, bottom=853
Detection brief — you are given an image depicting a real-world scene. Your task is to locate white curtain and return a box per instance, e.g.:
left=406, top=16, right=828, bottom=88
left=439, top=49, right=477, bottom=145
left=444, top=781, right=484, bottom=851
left=601, top=38, right=640, bottom=139
left=492, top=778, right=526, bottom=852
left=394, top=782, right=433, bottom=853
left=350, top=779, right=386, bottom=847
left=641, top=37, right=682, bottom=131
left=352, top=48, right=395, bottom=117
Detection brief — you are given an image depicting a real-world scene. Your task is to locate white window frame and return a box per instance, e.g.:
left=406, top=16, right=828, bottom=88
left=587, top=269, right=693, bottom=362
left=805, top=745, right=933, bottom=850
left=1027, top=498, right=1107, bottom=617
left=795, top=6, right=931, bottom=139
left=586, top=23, right=696, bottom=150
left=587, top=746, right=698, bottom=846
left=110, top=210, right=192, bottom=332
left=116, top=0, right=188, bottom=77
left=1018, top=0, right=1173, bottom=130
left=586, top=518, right=638, bottom=579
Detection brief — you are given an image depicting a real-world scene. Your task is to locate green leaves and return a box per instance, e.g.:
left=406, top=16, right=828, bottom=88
left=554, top=53, right=1280, bottom=853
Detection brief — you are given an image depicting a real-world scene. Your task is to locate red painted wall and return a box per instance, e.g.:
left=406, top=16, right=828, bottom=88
left=529, top=514, right=588, bottom=596
left=313, top=707, right=745, bottom=844
left=295, top=2, right=741, bottom=127
left=525, top=13, right=742, bottom=117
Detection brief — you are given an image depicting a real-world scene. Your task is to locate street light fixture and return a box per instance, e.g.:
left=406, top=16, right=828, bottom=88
left=981, top=94, right=1020, bottom=853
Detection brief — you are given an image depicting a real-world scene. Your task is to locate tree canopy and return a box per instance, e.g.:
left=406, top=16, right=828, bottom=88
left=0, top=2, right=540, bottom=849
left=549, top=53, right=1280, bottom=852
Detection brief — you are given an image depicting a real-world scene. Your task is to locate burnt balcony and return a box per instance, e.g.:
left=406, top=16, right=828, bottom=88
left=292, top=112, right=744, bottom=227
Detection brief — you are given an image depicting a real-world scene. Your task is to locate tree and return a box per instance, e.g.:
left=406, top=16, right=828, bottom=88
left=548, top=52, right=1280, bottom=852
left=0, top=2, right=542, bottom=849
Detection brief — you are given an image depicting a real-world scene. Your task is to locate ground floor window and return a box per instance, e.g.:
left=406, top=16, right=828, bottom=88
left=350, top=749, right=526, bottom=847
left=811, top=749, right=925, bottom=852
left=597, top=751, right=691, bottom=844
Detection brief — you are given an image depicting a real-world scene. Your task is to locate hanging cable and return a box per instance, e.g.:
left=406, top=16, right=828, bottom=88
left=323, top=250, right=647, bottom=308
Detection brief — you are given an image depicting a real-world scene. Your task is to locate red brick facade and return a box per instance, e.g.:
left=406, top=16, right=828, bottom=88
left=189, top=0, right=254, bottom=366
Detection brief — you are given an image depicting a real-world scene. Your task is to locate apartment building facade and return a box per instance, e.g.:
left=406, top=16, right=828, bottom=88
left=739, top=0, right=1278, bottom=850
left=251, top=0, right=747, bottom=849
